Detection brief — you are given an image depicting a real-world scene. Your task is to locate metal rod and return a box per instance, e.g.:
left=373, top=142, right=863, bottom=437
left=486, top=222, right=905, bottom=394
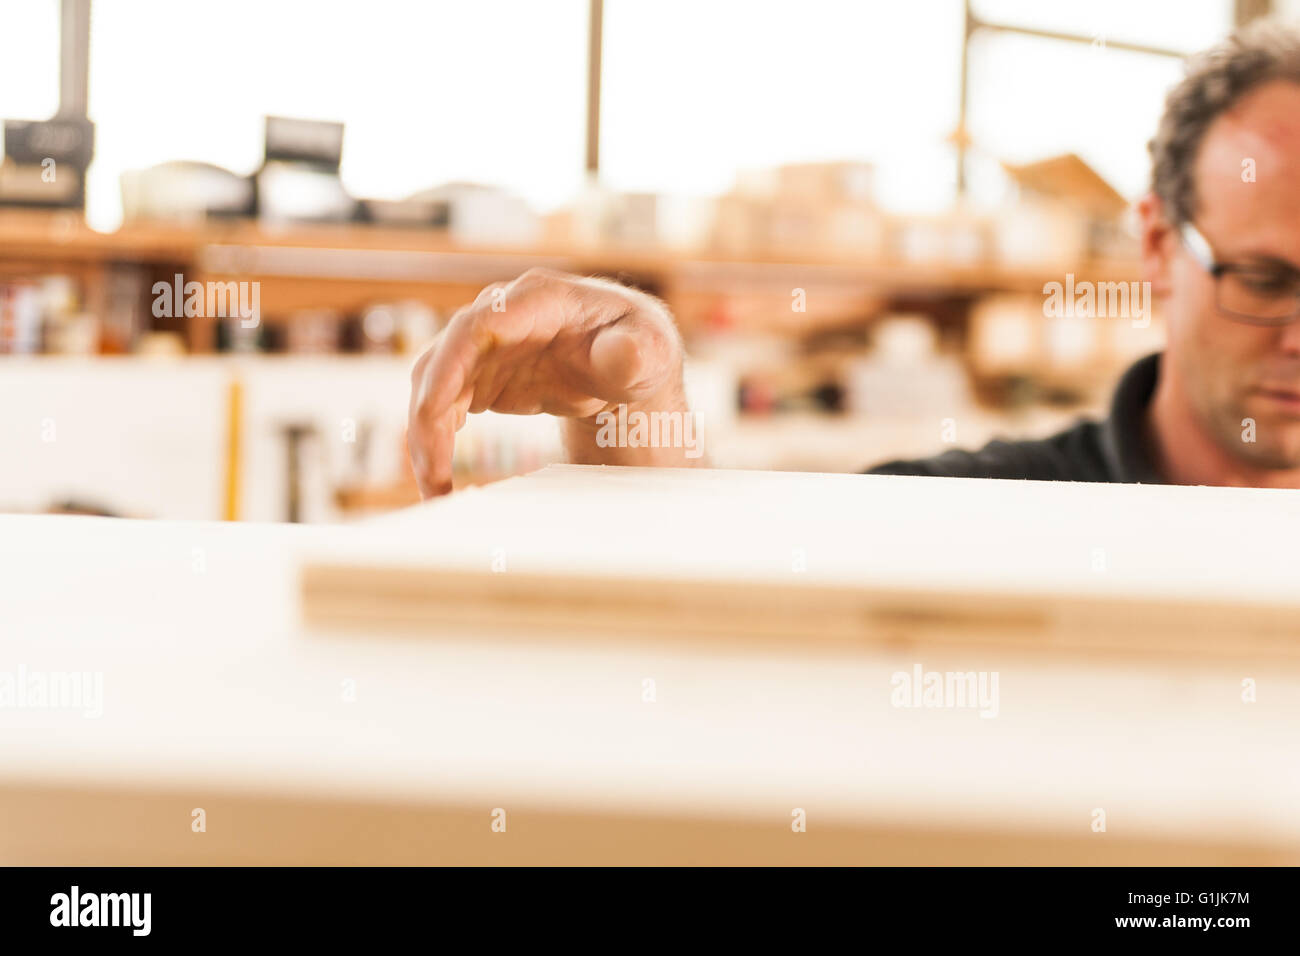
left=585, top=0, right=604, bottom=176
left=58, top=0, right=92, bottom=118
left=972, top=14, right=1187, bottom=59
left=956, top=0, right=972, bottom=194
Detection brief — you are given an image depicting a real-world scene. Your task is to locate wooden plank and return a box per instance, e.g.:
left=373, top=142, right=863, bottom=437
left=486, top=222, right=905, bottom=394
left=6, top=783, right=1293, bottom=866
left=300, top=465, right=1300, bottom=663
left=0, top=212, right=1140, bottom=294
left=302, top=564, right=1300, bottom=665
left=8, top=464, right=1300, bottom=865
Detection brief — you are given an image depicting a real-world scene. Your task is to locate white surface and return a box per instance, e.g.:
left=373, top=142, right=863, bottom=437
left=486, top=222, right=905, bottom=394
left=0, top=356, right=557, bottom=522
left=0, top=358, right=229, bottom=518
left=236, top=356, right=412, bottom=523
left=320, top=464, right=1300, bottom=605
left=2, top=468, right=1299, bottom=848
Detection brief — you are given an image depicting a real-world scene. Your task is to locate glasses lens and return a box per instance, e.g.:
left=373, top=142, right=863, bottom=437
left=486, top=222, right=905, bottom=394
left=1218, top=271, right=1300, bottom=323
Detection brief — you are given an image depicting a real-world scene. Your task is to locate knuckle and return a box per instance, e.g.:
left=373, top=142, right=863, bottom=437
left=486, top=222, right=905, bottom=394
left=474, top=280, right=507, bottom=303
left=409, top=349, right=431, bottom=385
left=514, top=266, right=574, bottom=297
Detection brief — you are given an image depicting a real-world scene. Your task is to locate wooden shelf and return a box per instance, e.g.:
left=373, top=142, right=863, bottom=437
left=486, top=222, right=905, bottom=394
left=0, top=211, right=1141, bottom=350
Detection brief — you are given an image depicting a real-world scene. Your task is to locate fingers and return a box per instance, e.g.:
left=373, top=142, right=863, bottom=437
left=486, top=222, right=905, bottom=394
left=420, top=272, right=549, bottom=418
left=407, top=333, right=467, bottom=498
left=586, top=311, right=680, bottom=403
left=406, top=361, right=436, bottom=499
left=421, top=306, right=488, bottom=419
left=406, top=268, right=680, bottom=498
left=408, top=386, right=470, bottom=498
left=408, top=280, right=524, bottom=498
left=422, top=401, right=459, bottom=497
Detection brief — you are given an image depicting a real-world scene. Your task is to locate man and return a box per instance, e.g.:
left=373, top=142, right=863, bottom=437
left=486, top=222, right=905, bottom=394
left=409, top=22, right=1300, bottom=497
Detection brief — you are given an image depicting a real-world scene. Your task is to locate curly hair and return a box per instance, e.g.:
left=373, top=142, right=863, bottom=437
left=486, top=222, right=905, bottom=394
left=1149, top=19, right=1300, bottom=226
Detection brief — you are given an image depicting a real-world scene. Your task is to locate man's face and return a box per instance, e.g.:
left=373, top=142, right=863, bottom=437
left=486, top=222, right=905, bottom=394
left=1152, top=80, right=1300, bottom=469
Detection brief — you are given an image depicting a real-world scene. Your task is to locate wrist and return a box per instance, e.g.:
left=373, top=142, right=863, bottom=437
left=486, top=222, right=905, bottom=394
left=564, top=377, right=706, bottom=466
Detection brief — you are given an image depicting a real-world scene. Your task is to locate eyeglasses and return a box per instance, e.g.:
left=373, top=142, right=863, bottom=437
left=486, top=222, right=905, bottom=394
left=1180, top=221, right=1300, bottom=326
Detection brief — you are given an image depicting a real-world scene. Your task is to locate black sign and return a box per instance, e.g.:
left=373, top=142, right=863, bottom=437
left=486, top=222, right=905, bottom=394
left=3, top=118, right=95, bottom=167
left=263, top=116, right=344, bottom=170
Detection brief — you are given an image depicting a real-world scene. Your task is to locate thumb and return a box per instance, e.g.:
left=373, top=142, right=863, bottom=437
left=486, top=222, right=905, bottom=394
left=587, top=315, right=678, bottom=403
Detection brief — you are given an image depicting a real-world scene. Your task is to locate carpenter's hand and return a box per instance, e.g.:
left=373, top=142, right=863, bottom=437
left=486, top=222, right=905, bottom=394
left=407, top=268, right=691, bottom=497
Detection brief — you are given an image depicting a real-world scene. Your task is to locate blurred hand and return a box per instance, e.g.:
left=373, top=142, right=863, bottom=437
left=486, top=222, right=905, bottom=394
left=408, top=268, right=696, bottom=497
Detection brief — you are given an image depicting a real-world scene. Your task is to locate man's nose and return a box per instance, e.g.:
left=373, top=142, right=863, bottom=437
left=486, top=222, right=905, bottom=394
left=1277, top=316, right=1300, bottom=354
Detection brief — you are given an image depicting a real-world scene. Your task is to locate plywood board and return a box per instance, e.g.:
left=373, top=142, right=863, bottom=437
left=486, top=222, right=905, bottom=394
left=4, top=494, right=1299, bottom=864
left=302, top=465, right=1300, bottom=663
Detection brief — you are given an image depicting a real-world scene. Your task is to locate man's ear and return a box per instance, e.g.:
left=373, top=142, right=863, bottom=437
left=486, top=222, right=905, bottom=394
left=1136, top=192, right=1175, bottom=296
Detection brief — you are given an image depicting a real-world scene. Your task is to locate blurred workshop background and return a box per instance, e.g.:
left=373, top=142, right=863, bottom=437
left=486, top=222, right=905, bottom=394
left=1, top=0, right=1293, bottom=522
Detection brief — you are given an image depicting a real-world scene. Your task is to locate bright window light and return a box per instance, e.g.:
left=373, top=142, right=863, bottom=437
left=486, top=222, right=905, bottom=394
left=85, top=0, right=588, bottom=231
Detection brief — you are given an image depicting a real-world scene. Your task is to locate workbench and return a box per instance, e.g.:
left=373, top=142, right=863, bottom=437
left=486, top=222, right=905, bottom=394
left=2, top=467, right=1298, bottom=864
